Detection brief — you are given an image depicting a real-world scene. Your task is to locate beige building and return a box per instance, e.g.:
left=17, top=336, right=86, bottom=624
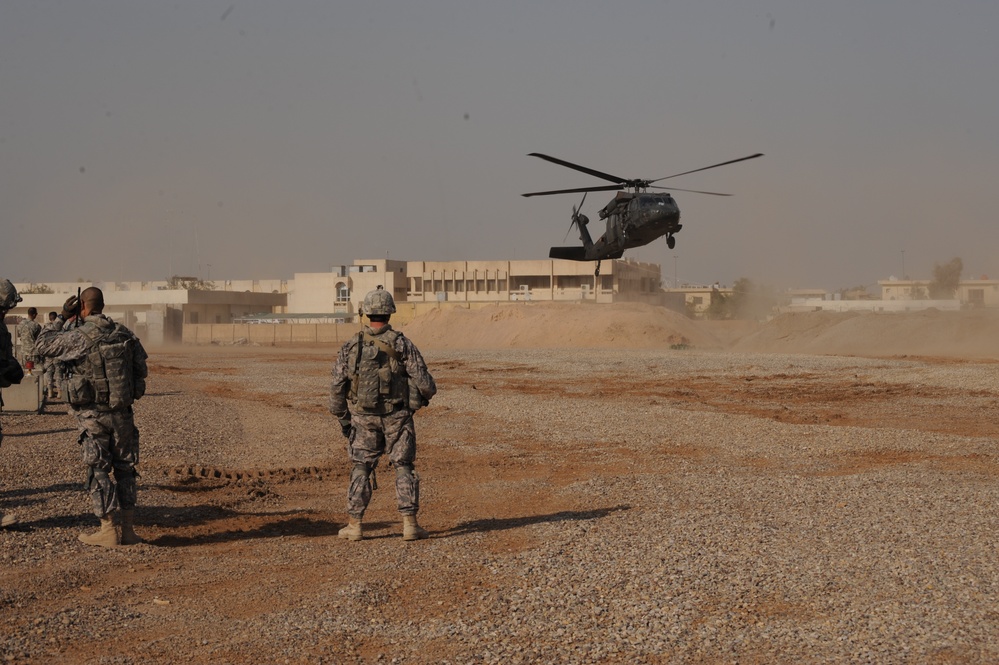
left=9, top=280, right=287, bottom=345
left=289, top=258, right=665, bottom=323
left=9, top=258, right=665, bottom=345
left=879, top=277, right=999, bottom=307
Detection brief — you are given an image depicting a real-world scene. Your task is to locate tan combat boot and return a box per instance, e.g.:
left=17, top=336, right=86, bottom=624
left=120, top=509, right=143, bottom=545
left=1, top=512, right=16, bottom=529
left=79, top=516, right=122, bottom=548
left=402, top=514, right=429, bottom=541
left=338, top=517, right=363, bottom=541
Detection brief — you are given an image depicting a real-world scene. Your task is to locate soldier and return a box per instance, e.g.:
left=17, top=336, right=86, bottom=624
left=16, top=307, right=42, bottom=369
left=34, top=287, right=149, bottom=547
left=41, top=311, right=65, bottom=399
left=330, top=288, right=436, bottom=541
left=0, top=279, right=26, bottom=528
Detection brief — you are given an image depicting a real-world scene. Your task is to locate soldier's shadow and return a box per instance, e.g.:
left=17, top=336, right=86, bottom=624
left=140, top=504, right=343, bottom=547
left=438, top=504, right=631, bottom=539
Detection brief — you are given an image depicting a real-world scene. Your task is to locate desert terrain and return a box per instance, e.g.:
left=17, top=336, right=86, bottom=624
left=2, top=304, right=999, bottom=663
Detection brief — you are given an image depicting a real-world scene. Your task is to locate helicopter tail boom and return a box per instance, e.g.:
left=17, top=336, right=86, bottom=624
left=548, top=246, right=589, bottom=261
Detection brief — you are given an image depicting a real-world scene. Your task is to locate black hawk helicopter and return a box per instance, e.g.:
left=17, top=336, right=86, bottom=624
left=522, top=152, right=763, bottom=274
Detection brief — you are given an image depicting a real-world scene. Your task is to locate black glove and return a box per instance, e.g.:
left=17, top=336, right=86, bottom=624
left=61, top=295, right=80, bottom=319
left=340, top=422, right=352, bottom=438
left=0, top=359, right=24, bottom=388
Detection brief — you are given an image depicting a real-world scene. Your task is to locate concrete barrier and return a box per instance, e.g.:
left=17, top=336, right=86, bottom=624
left=1, top=374, right=43, bottom=413
left=183, top=323, right=363, bottom=345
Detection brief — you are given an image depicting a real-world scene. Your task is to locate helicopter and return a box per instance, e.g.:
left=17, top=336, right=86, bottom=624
left=522, top=152, right=763, bottom=274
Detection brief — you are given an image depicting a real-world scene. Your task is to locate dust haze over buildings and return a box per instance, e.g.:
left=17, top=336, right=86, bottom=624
left=2, top=2, right=997, bottom=292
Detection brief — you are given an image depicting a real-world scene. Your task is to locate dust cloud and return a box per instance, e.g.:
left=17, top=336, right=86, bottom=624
left=403, top=302, right=999, bottom=359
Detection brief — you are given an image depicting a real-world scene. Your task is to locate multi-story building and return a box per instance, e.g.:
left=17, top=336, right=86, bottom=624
left=289, top=258, right=665, bottom=323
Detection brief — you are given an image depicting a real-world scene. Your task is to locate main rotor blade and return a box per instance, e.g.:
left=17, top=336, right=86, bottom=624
left=650, top=153, right=763, bottom=184
left=649, top=185, right=732, bottom=197
left=528, top=153, right=629, bottom=184
left=522, top=184, right=624, bottom=198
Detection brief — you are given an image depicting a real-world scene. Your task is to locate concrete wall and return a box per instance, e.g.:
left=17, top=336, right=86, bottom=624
left=184, top=322, right=364, bottom=345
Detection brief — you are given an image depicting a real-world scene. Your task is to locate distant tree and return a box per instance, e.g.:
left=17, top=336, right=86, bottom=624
left=837, top=285, right=871, bottom=300
left=928, top=257, right=962, bottom=299
left=166, top=275, right=216, bottom=291
left=20, top=283, right=54, bottom=294
left=705, top=287, right=729, bottom=320
left=729, top=278, right=778, bottom=321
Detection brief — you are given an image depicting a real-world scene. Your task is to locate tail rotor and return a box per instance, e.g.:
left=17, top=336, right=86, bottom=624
left=564, top=192, right=588, bottom=242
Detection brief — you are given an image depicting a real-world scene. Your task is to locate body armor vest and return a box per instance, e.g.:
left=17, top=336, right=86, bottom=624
left=68, top=318, right=145, bottom=410
left=346, top=329, right=408, bottom=414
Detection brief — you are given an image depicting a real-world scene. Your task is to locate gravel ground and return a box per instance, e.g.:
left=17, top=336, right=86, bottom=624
left=1, top=346, right=998, bottom=664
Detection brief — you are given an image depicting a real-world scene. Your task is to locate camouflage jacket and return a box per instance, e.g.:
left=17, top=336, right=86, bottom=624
left=329, top=324, right=436, bottom=420
left=0, top=323, right=23, bottom=392
left=17, top=319, right=41, bottom=358
left=35, top=315, right=149, bottom=409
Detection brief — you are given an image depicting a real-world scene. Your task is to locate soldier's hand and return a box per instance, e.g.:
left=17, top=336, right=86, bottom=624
left=61, top=296, right=80, bottom=319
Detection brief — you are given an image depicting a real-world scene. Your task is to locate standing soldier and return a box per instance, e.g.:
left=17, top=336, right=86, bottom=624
left=330, top=288, right=436, bottom=541
left=41, top=312, right=65, bottom=399
left=0, top=279, right=26, bottom=528
left=16, top=307, right=42, bottom=370
left=34, top=287, right=149, bottom=547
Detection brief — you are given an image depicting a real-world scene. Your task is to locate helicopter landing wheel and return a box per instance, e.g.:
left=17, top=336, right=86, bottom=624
left=667, top=235, right=676, bottom=250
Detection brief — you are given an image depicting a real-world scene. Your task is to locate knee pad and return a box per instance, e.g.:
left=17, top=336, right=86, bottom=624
left=351, top=462, right=372, bottom=481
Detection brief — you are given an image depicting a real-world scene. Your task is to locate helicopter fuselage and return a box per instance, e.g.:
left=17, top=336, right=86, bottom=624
left=602, top=192, right=681, bottom=249
left=550, top=191, right=682, bottom=262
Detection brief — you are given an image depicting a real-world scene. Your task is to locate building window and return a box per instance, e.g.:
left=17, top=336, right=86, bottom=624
left=190, top=312, right=199, bottom=324
left=335, top=282, right=349, bottom=303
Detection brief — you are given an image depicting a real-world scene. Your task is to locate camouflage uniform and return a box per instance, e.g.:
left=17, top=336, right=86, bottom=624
left=35, top=314, right=148, bottom=519
left=0, top=279, right=25, bottom=528
left=41, top=314, right=66, bottom=398
left=330, top=321, right=436, bottom=519
left=0, top=324, right=14, bottom=447
left=16, top=317, right=41, bottom=367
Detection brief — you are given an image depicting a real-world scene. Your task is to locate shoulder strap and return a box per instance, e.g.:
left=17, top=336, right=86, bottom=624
left=363, top=330, right=399, bottom=360
left=77, top=323, right=105, bottom=351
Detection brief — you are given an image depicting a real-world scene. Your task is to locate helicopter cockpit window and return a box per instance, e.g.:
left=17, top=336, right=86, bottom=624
left=639, top=196, right=668, bottom=209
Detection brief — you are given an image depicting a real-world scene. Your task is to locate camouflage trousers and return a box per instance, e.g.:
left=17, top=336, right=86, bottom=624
left=345, top=409, right=420, bottom=518
left=42, top=359, right=64, bottom=395
left=74, top=407, right=140, bottom=518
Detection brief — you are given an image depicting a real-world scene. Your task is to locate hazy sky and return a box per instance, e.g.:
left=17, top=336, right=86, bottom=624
left=2, top=1, right=997, bottom=290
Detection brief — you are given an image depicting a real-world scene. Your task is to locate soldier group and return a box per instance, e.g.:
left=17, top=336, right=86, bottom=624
left=1, top=281, right=436, bottom=545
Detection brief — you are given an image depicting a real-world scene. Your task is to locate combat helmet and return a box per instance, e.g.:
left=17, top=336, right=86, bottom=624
left=363, top=287, right=396, bottom=316
left=0, top=279, right=21, bottom=311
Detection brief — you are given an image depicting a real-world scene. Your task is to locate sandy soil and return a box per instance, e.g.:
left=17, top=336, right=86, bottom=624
left=2, top=305, right=998, bottom=663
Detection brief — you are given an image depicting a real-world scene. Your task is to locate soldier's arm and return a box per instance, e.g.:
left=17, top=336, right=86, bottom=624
left=400, top=337, right=437, bottom=401
left=34, top=323, right=89, bottom=362
left=133, top=338, right=150, bottom=380
left=329, top=345, right=351, bottom=420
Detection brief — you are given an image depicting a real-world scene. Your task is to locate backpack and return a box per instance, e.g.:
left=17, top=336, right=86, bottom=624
left=69, top=321, right=145, bottom=409
left=346, top=330, right=407, bottom=413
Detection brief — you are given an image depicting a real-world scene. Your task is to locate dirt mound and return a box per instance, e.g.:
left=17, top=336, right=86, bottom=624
left=733, top=309, right=999, bottom=358
left=402, top=302, right=724, bottom=350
